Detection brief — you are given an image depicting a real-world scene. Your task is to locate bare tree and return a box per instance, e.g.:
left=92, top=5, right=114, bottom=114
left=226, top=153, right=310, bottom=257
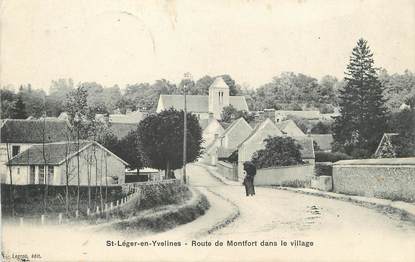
left=5, top=132, right=15, bottom=217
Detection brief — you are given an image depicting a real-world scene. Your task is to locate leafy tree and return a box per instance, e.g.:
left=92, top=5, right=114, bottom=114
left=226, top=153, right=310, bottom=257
left=137, top=109, right=203, bottom=176
left=14, top=94, right=27, bottom=119
left=388, top=103, right=415, bottom=157
left=333, top=39, right=388, bottom=158
left=221, top=105, right=254, bottom=123
left=104, top=130, right=146, bottom=171
left=47, top=78, right=75, bottom=116
left=1, top=89, right=17, bottom=118
left=379, top=69, right=415, bottom=111
left=251, top=136, right=304, bottom=168
left=219, top=74, right=241, bottom=95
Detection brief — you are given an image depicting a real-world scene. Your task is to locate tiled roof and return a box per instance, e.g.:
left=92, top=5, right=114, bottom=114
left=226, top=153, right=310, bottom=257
left=310, top=134, right=334, bottom=151
left=109, top=123, right=138, bottom=139
left=276, top=110, right=321, bottom=119
left=159, top=95, right=209, bottom=112
left=220, top=118, right=245, bottom=138
left=7, top=141, right=128, bottom=166
left=109, top=111, right=144, bottom=123
left=292, top=136, right=315, bottom=159
left=237, top=118, right=282, bottom=148
left=229, top=96, right=249, bottom=111
left=7, top=141, right=91, bottom=165
left=1, top=119, right=72, bottom=144
left=275, top=119, right=292, bottom=130
left=158, top=95, right=249, bottom=113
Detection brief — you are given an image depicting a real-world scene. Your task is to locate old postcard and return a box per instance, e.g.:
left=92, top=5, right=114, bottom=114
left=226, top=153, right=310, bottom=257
left=1, top=0, right=414, bottom=261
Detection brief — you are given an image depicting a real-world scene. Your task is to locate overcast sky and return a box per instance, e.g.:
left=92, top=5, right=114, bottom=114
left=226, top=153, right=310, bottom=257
left=1, top=0, right=414, bottom=91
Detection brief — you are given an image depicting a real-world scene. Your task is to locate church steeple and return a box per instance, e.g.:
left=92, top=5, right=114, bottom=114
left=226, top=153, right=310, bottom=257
left=208, top=77, right=230, bottom=119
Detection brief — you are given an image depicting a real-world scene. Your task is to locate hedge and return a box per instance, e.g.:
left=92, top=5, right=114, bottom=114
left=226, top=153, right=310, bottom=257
left=315, top=151, right=352, bottom=163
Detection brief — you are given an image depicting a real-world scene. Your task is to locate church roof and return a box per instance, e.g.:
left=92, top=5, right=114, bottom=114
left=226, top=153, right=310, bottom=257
left=158, top=95, right=248, bottom=113
left=159, top=95, right=209, bottom=112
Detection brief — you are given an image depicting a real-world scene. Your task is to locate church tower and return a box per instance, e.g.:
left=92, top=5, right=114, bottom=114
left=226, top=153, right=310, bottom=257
left=208, top=77, right=230, bottom=119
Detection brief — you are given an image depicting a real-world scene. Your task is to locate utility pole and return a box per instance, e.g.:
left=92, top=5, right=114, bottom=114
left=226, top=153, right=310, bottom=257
left=182, top=72, right=192, bottom=184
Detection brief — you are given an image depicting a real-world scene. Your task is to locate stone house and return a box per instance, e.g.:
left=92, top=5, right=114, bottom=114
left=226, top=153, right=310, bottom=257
left=156, top=77, right=249, bottom=120
left=202, top=117, right=225, bottom=149
left=237, top=118, right=315, bottom=179
left=6, top=141, right=127, bottom=185
left=0, top=119, right=72, bottom=183
left=202, top=117, right=252, bottom=165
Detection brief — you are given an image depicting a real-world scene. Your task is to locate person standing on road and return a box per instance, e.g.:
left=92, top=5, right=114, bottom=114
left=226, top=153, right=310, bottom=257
left=242, top=161, right=256, bottom=196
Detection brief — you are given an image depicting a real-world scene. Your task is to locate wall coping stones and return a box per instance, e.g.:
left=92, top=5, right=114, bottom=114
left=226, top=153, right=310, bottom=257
left=334, top=157, right=415, bottom=166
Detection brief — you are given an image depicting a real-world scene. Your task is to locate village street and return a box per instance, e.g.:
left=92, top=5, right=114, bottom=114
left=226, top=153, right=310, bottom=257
left=3, top=164, right=415, bottom=261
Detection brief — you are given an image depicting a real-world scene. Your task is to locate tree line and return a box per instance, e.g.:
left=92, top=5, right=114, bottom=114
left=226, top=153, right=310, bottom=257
left=1, top=70, right=413, bottom=121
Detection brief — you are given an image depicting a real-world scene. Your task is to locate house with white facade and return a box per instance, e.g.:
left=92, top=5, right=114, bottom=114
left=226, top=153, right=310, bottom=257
left=0, top=119, right=72, bottom=183
left=202, top=117, right=252, bottom=165
left=6, top=141, right=128, bottom=185
left=156, top=77, right=249, bottom=120
left=202, top=117, right=225, bottom=149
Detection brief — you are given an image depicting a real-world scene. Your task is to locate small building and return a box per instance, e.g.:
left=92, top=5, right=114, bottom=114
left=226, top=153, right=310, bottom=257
left=156, top=77, right=249, bottom=120
left=6, top=141, right=128, bottom=185
left=125, top=167, right=163, bottom=183
left=0, top=119, right=72, bottom=183
left=275, top=119, right=305, bottom=136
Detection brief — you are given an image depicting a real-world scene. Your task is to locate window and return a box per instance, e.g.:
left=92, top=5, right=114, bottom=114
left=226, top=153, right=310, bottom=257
left=17, top=168, right=20, bottom=175
left=12, top=145, right=20, bottom=157
left=29, top=166, right=36, bottom=184
left=47, top=166, right=54, bottom=184
left=38, top=166, right=45, bottom=184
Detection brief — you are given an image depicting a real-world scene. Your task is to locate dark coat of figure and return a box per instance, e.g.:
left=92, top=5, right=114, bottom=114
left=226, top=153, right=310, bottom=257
left=243, top=161, right=256, bottom=196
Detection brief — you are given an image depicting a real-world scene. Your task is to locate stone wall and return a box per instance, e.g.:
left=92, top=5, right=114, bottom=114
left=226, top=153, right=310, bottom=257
left=217, top=161, right=238, bottom=181
left=254, top=164, right=314, bottom=187
left=332, top=158, right=415, bottom=202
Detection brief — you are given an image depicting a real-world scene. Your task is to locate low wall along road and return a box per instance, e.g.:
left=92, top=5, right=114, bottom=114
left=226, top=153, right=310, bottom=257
left=333, top=158, right=415, bottom=202
left=254, top=164, right=314, bottom=187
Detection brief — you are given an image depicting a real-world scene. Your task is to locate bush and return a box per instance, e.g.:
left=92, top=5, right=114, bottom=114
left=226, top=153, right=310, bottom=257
left=315, top=162, right=333, bottom=177
left=315, top=151, right=352, bottom=162
left=251, top=136, right=304, bottom=168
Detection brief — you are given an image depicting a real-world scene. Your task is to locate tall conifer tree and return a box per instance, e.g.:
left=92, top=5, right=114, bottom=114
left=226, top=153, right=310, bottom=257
left=333, top=39, right=388, bottom=157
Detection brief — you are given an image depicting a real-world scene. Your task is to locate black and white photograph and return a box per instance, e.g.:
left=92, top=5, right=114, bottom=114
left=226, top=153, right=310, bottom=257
left=1, top=0, right=415, bottom=261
